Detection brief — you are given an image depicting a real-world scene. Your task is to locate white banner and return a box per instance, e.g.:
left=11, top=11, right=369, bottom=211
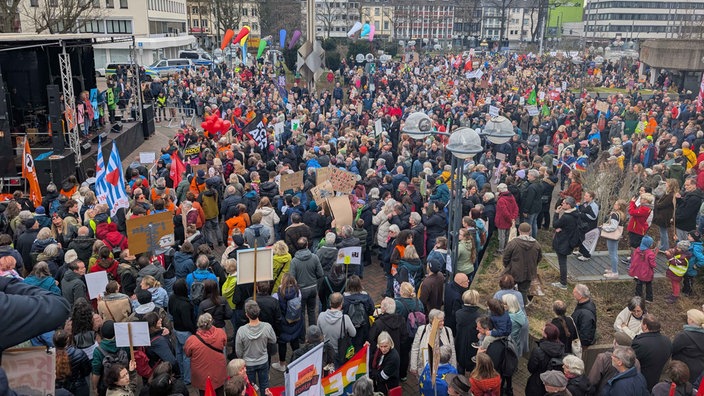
left=1, top=347, right=56, bottom=396
left=285, top=342, right=324, bottom=396
left=337, top=246, right=362, bottom=265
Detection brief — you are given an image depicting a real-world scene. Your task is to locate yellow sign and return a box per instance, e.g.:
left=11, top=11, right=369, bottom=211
left=247, top=37, right=261, bottom=48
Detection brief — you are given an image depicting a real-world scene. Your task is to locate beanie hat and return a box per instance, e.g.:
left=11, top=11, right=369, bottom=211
left=101, top=320, right=116, bottom=339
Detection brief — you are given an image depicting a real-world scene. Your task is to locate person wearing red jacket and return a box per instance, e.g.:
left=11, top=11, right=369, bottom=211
left=495, top=183, right=519, bottom=254
left=628, top=235, right=657, bottom=302
left=89, top=245, right=120, bottom=282
left=624, top=193, right=654, bottom=265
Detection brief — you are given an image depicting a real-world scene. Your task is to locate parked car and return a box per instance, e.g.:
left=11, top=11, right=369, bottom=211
left=147, top=58, right=194, bottom=77
left=178, top=50, right=214, bottom=67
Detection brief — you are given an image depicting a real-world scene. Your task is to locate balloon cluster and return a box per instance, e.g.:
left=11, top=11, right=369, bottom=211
left=201, top=113, right=231, bottom=136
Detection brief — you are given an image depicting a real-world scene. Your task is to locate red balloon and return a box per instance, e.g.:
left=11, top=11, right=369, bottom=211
left=234, top=108, right=242, bottom=117
left=223, top=120, right=232, bottom=130
left=201, top=122, right=208, bottom=130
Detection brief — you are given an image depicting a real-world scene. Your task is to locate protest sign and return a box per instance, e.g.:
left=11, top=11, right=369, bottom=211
left=596, top=100, right=609, bottom=113
left=526, top=105, right=539, bottom=116
left=126, top=211, right=175, bottom=255
left=139, top=152, right=156, bottom=164
left=489, top=105, right=500, bottom=117
left=496, top=152, right=507, bottom=161
left=292, top=119, right=301, bottom=131
left=330, top=168, right=357, bottom=194
left=284, top=342, right=324, bottom=396
left=336, top=246, right=362, bottom=265
left=191, top=164, right=207, bottom=176
left=273, top=122, right=285, bottom=137
left=280, top=171, right=304, bottom=193
left=85, top=271, right=109, bottom=300
left=237, top=247, right=274, bottom=284
left=374, top=119, right=383, bottom=136
left=311, top=180, right=334, bottom=206
left=328, top=196, right=353, bottom=228
left=316, top=167, right=331, bottom=185
left=1, top=347, right=55, bottom=396
left=115, top=322, right=151, bottom=348
left=184, top=145, right=200, bottom=156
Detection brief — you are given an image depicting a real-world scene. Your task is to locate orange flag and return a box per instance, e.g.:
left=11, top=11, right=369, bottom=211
left=204, top=376, right=216, bottom=396
left=22, top=138, right=42, bottom=208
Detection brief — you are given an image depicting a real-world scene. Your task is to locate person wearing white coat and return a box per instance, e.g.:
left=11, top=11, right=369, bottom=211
left=409, top=309, right=457, bottom=375
left=254, top=197, right=280, bottom=245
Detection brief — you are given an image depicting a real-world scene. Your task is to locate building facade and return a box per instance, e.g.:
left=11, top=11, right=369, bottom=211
left=360, top=2, right=394, bottom=39
left=584, top=0, right=704, bottom=40
left=393, top=4, right=455, bottom=45
left=304, top=0, right=361, bottom=39
left=186, top=0, right=261, bottom=50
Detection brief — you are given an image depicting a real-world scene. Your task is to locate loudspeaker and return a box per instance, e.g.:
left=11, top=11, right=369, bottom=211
left=81, top=141, right=92, bottom=154
left=0, top=66, right=15, bottom=178
left=110, top=121, right=123, bottom=134
left=142, top=104, right=155, bottom=138
left=47, top=84, right=65, bottom=152
left=91, top=131, right=109, bottom=143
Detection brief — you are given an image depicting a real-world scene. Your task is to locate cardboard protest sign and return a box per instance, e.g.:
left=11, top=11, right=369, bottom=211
left=126, top=211, right=175, bottom=255
left=489, top=105, right=500, bottom=117
left=1, top=347, right=55, bottom=396
left=184, top=145, right=201, bottom=156
left=316, top=167, right=331, bottom=185
left=328, top=196, right=353, bottom=228
left=85, top=271, right=109, bottom=300
left=115, top=322, right=151, bottom=347
left=311, top=180, right=334, bottom=206
left=374, top=119, right=383, bottom=136
left=191, top=164, right=207, bottom=176
left=237, top=247, right=274, bottom=284
left=139, top=152, right=156, bottom=164
left=596, top=100, right=609, bottom=113
left=330, top=168, right=357, bottom=194
left=496, top=152, right=507, bottom=161
left=280, top=171, right=304, bottom=193
left=526, top=105, right=539, bottom=116
left=336, top=246, right=362, bottom=265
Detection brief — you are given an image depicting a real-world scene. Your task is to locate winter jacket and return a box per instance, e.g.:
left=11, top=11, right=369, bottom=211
left=687, top=241, right=704, bottom=276
left=317, top=309, right=356, bottom=354
left=369, top=313, right=408, bottom=358
left=67, top=236, right=95, bottom=264
left=613, top=307, right=643, bottom=339
left=319, top=271, right=346, bottom=311
left=418, top=273, right=444, bottom=315
left=419, top=363, right=457, bottom=396
left=522, top=180, right=543, bottom=215
left=671, top=326, right=704, bottom=382
left=316, top=244, right=338, bottom=274
left=588, top=350, right=642, bottom=395
left=102, top=223, right=128, bottom=252
left=285, top=223, right=312, bottom=254
left=274, top=287, right=304, bottom=342
left=553, top=208, right=581, bottom=255
left=23, top=275, right=61, bottom=295
left=627, top=200, right=653, bottom=236
left=146, top=332, right=178, bottom=376
left=490, top=311, right=512, bottom=337
left=272, top=253, right=291, bottom=292
left=184, top=327, right=227, bottom=390
left=429, top=183, right=450, bottom=205
left=525, top=339, right=566, bottom=396
left=173, top=252, right=195, bottom=279
left=443, top=281, right=467, bottom=334
left=373, top=209, right=393, bottom=248
left=16, top=229, right=39, bottom=273
left=631, top=331, right=672, bottom=391
left=676, top=189, right=704, bottom=231
left=469, top=375, right=501, bottom=396
left=652, top=192, right=675, bottom=227
left=198, top=296, right=233, bottom=328
left=509, top=310, right=530, bottom=357
left=495, top=191, right=519, bottom=230
left=455, top=304, right=484, bottom=372
left=97, top=293, right=132, bottom=322
left=628, top=247, right=656, bottom=282
left=422, top=211, right=447, bottom=253
left=343, top=291, right=375, bottom=351
left=61, top=270, right=87, bottom=306
left=651, top=381, right=694, bottom=396
left=566, top=375, right=595, bottom=396
left=169, top=294, right=196, bottom=333
left=601, top=367, right=649, bottom=396
left=290, top=249, right=324, bottom=290
left=234, top=322, right=276, bottom=367
left=186, top=269, right=218, bottom=291
left=410, top=324, right=457, bottom=374
left=560, top=181, right=583, bottom=203
left=254, top=207, right=279, bottom=245
left=573, top=298, right=597, bottom=346
left=503, top=235, right=542, bottom=283
left=243, top=224, right=270, bottom=248
left=137, top=264, right=165, bottom=286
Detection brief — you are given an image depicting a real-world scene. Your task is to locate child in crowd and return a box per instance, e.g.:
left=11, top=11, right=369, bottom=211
left=474, top=298, right=512, bottom=351
left=628, top=235, right=657, bottom=303
left=665, top=240, right=691, bottom=304
left=683, top=231, right=704, bottom=297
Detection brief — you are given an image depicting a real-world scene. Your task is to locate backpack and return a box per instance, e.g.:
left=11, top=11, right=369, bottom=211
left=190, top=272, right=208, bottom=307
left=400, top=299, right=426, bottom=336
left=96, top=345, right=129, bottom=393
left=499, top=337, right=519, bottom=376
left=284, top=294, right=302, bottom=324
left=105, top=235, right=125, bottom=255
left=134, top=335, right=164, bottom=378
left=117, top=263, right=138, bottom=294
left=548, top=356, right=565, bottom=371
left=49, top=198, right=62, bottom=217
left=347, top=300, right=368, bottom=328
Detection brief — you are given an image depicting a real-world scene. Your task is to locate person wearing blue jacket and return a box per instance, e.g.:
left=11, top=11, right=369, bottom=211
left=684, top=230, right=704, bottom=296
left=186, top=255, right=219, bottom=292
left=419, top=345, right=458, bottom=395
left=601, top=346, right=649, bottom=396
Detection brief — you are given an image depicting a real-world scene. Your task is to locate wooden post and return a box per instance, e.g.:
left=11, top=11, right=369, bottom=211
left=127, top=322, right=135, bottom=361
left=253, top=240, right=258, bottom=302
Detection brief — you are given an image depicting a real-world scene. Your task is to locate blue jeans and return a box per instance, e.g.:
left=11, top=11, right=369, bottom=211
left=606, top=239, right=619, bottom=274
left=246, top=362, right=269, bottom=392
left=174, top=330, right=192, bottom=384
left=301, top=286, right=318, bottom=327
left=525, top=213, right=538, bottom=239
left=659, top=226, right=670, bottom=250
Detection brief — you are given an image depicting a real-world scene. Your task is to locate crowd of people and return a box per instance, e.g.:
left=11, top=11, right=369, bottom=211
left=1, top=47, right=704, bottom=396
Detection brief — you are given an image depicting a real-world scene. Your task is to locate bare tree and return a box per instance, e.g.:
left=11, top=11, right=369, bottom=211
left=488, top=0, right=518, bottom=42
left=316, top=0, right=346, bottom=39
left=212, top=0, right=244, bottom=39
left=259, top=0, right=302, bottom=39
left=22, top=0, right=104, bottom=34
left=0, top=0, right=22, bottom=33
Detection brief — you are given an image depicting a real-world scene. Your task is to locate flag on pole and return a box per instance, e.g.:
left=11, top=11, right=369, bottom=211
left=22, top=138, right=42, bottom=208
left=527, top=88, right=537, bottom=105
left=242, top=113, right=267, bottom=151
left=170, top=151, right=186, bottom=188
left=204, top=377, right=215, bottom=396
left=101, top=142, right=130, bottom=216
left=96, top=136, right=108, bottom=204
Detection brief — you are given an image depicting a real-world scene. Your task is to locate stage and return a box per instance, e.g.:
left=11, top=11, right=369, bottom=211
left=34, top=120, right=145, bottom=188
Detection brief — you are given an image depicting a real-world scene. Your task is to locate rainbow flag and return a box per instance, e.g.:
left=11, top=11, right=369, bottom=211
left=321, top=344, right=369, bottom=395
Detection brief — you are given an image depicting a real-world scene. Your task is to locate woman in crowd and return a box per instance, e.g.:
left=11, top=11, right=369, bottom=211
left=393, top=282, right=424, bottom=380
left=563, top=355, right=594, bottom=396
left=68, top=298, right=100, bottom=358
left=168, top=278, right=195, bottom=386
left=254, top=197, right=279, bottom=245
left=343, top=275, right=375, bottom=352
left=410, top=309, right=457, bottom=375
left=613, top=296, right=646, bottom=339
left=24, top=261, right=61, bottom=295
left=97, top=280, right=132, bottom=322
left=139, top=362, right=189, bottom=396
left=494, top=183, right=519, bottom=254
left=560, top=169, right=583, bottom=203
left=551, top=197, right=581, bottom=289
left=197, top=279, right=232, bottom=328
left=651, top=360, right=695, bottom=396
left=271, top=240, right=291, bottom=292
left=140, top=275, right=169, bottom=309
left=468, top=352, right=501, bottom=396
left=184, top=313, right=228, bottom=396
left=144, top=312, right=179, bottom=378
left=90, top=246, right=119, bottom=281
left=456, top=228, right=476, bottom=278
left=104, top=361, right=138, bottom=396
left=601, top=199, right=627, bottom=278
left=671, top=309, right=704, bottom=383
left=226, top=359, right=258, bottom=396
left=550, top=300, right=578, bottom=355
left=370, top=331, right=400, bottom=394
left=319, top=262, right=347, bottom=311
left=653, top=178, right=678, bottom=251
left=273, top=273, right=304, bottom=372
left=503, top=294, right=529, bottom=357
left=525, top=323, right=565, bottom=395
left=455, top=289, right=484, bottom=374
left=54, top=329, right=91, bottom=396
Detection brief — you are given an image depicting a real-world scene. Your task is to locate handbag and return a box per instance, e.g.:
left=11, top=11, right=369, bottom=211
left=600, top=225, right=623, bottom=241
left=568, top=316, right=583, bottom=359
left=336, top=317, right=355, bottom=366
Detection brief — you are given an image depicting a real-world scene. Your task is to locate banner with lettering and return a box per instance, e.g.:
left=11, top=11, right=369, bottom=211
left=322, top=344, right=369, bottom=395
left=1, top=347, right=56, bottom=395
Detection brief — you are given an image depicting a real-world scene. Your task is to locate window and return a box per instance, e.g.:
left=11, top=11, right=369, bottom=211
left=106, top=19, right=132, bottom=33
left=106, top=0, right=113, bottom=7
left=252, top=7, right=258, bottom=16
left=80, top=20, right=104, bottom=33
left=192, top=19, right=198, bottom=27
left=201, top=19, right=208, bottom=28
left=375, top=7, right=380, bottom=15
left=30, top=0, right=39, bottom=6
left=192, top=6, right=198, bottom=13
left=48, top=0, right=58, bottom=5
left=242, top=8, right=247, bottom=16
left=93, top=0, right=100, bottom=7
left=120, top=0, right=127, bottom=8
left=384, top=21, right=389, bottom=29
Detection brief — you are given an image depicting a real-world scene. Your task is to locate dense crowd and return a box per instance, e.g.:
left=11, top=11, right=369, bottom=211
left=2, top=49, right=704, bottom=396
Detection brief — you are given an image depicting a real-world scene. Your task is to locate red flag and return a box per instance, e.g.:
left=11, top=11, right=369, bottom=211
left=204, top=377, right=216, bottom=396
left=170, top=152, right=186, bottom=187
left=22, top=138, right=42, bottom=208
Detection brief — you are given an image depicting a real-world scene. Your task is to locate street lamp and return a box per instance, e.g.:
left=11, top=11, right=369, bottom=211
left=482, top=115, right=515, bottom=144
left=403, top=113, right=485, bottom=274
